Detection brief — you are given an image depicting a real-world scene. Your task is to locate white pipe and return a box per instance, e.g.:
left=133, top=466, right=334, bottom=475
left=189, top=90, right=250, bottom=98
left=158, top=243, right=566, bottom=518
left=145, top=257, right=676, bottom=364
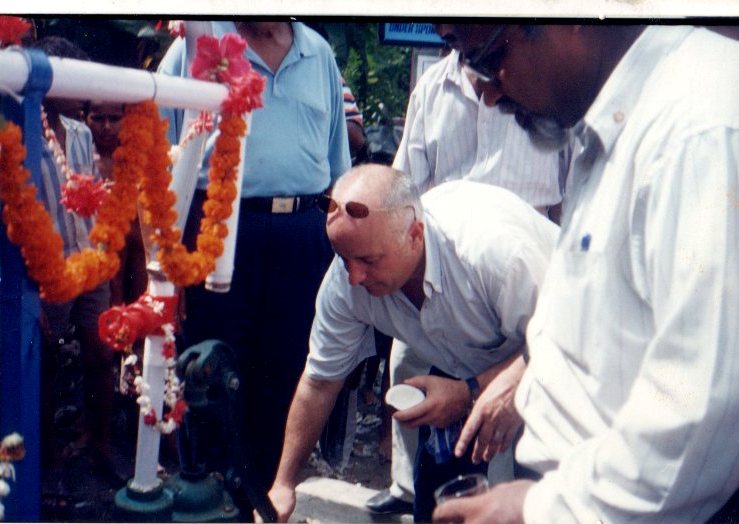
left=130, top=277, right=175, bottom=492
left=205, top=112, right=250, bottom=293
left=169, top=21, right=215, bottom=235
left=0, top=47, right=228, bottom=111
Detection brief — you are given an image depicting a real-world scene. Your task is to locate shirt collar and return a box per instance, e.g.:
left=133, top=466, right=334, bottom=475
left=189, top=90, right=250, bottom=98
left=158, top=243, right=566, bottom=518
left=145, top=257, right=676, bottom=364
left=581, top=26, right=693, bottom=156
left=240, top=22, right=314, bottom=72
left=443, top=50, right=479, bottom=103
left=422, top=212, right=443, bottom=297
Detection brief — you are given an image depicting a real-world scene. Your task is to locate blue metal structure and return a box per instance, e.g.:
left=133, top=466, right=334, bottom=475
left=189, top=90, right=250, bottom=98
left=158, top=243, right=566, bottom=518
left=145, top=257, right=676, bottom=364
left=0, top=48, right=52, bottom=521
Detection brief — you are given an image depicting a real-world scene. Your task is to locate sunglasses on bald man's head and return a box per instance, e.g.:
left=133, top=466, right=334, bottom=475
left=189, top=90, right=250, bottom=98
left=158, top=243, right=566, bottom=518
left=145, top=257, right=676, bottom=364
left=318, top=194, right=416, bottom=221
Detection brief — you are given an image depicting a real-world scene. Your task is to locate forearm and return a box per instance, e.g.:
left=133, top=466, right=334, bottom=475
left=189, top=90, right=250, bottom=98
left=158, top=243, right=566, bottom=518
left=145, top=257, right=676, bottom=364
left=475, top=350, right=526, bottom=391
left=273, top=373, right=344, bottom=489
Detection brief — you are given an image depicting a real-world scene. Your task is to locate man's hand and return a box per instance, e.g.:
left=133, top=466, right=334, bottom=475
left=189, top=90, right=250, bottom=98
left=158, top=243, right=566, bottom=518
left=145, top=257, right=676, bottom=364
left=393, top=375, right=469, bottom=429
left=432, top=479, right=534, bottom=524
left=454, top=356, right=525, bottom=463
left=257, top=483, right=296, bottom=523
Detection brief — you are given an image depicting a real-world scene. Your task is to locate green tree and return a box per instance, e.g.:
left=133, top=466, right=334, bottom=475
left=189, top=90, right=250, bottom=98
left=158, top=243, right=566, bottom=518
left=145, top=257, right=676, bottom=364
left=315, top=22, right=411, bottom=126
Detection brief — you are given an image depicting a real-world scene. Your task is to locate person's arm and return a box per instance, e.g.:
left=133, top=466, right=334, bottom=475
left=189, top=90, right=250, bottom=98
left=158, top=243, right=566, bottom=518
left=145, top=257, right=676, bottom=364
left=392, top=351, right=523, bottom=435
left=392, top=85, right=432, bottom=192
left=453, top=352, right=525, bottom=463
left=447, top=217, right=557, bottom=461
left=268, top=373, right=344, bottom=522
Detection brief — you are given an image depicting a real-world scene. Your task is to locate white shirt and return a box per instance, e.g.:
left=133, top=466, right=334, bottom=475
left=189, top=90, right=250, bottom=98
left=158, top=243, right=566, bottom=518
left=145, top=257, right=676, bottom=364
left=305, top=181, right=559, bottom=381
left=517, top=26, right=739, bottom=524
left=393, top=50, right=562, bottom=212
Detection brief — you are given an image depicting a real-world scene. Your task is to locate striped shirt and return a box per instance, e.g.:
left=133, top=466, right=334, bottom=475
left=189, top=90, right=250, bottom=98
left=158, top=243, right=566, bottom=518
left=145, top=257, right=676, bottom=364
left=342, top=78, right=363, bottom=128
left=393, top=50, right=562, bottom=213
left=37, top=115, right=97, bottom=256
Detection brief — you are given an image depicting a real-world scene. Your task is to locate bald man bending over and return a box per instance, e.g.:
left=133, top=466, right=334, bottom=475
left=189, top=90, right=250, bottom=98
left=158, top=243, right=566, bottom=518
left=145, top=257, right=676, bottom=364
left=266, top=165, right=558, bottom=522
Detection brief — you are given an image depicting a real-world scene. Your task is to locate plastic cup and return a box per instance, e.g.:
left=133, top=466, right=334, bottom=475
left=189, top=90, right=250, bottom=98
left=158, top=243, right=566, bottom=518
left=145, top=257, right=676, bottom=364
left=433, top=473, right=489, bottom=505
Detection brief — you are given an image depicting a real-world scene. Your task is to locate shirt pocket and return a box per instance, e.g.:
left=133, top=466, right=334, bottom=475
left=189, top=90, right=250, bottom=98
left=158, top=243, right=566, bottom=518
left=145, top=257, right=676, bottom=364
left=296, top=94, right=330, bottom=163
left=540, top=248, right=609, bottom=363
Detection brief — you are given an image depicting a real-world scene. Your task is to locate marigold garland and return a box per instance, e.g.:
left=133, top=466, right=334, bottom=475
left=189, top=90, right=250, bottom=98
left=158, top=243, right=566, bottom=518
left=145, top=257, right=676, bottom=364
left=0, top=99, right=247, bottom=299
left=135, top=101, right=246, bottom=287
left=0, top=123, right=128, bottom=302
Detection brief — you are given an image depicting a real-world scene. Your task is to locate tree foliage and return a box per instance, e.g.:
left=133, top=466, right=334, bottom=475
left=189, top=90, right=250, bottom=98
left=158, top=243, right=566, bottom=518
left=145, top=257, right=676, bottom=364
left=312, top=22, right=411, bottom=126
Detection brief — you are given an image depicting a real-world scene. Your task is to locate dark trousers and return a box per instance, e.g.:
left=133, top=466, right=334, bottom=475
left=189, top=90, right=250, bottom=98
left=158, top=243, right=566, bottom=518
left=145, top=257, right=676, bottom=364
left=412, top=367, right=488, bottom=523
left=413, top=424, right=488, bottom=523
left=182, top=189, right=334, bottom=495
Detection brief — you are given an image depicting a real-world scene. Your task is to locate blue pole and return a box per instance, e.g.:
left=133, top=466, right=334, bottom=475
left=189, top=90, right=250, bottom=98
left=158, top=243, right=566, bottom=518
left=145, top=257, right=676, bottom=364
left=0, top=48, right=52, bottom=521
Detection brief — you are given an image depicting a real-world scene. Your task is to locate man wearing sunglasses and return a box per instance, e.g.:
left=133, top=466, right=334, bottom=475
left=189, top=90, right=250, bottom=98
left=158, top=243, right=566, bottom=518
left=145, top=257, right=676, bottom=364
left=265, top=164, right=559, bottom=522
left=433, top=24, right=739, bottom=524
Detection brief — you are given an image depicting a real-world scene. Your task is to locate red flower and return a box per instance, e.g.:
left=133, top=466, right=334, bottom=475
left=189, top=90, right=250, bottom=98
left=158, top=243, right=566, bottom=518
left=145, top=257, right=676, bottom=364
left=165, top=399, right=188, bottom=425
left=0, top=16, right=31, bottom=47
left=191, top=33, right=251, bottom=85
left=143, top=408, right=157, bottom=426
left=60, top=173, right=107, bottom=217
left=221, top=71, right=266, bottom=117
left=162, top=340, right=176, bottom=360
left=168, top=21, right=185, bottom=38
left=192, top=111, right=214, bottom=134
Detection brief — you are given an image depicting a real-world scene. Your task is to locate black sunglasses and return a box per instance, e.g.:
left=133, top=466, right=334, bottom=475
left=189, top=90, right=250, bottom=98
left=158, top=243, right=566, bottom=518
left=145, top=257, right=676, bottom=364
left=461, top=25, right=508, bottom=83
left=318, top=194, right=416, bottom=221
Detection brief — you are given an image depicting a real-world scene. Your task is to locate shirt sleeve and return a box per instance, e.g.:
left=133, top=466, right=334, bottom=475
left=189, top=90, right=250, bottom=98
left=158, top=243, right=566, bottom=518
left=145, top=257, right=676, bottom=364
left=326, top=58, right=351, bottom=184
left=495, top=231, right=556, bottom=346
left=305, top=258, right=375, bottom=381
left=523, top=127, right=739, bottom=524
left=392, top=86, right=432, bottom=193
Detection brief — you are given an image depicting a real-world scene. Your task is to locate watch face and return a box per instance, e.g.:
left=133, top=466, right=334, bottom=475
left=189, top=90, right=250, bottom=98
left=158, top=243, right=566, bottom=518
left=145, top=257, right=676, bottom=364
left=385, top=384, right=425, bottom=411
left=466, top=377, right=481, bottom=399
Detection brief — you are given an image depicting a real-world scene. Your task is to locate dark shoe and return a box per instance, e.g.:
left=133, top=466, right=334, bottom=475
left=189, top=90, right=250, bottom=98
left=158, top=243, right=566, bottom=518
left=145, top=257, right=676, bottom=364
left=365, top=489, right=413, bottom=514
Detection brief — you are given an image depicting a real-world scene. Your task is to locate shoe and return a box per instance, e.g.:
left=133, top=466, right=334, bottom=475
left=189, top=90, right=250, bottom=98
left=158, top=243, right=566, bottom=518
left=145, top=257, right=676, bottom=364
left=365, top=489, right=413, bottom=514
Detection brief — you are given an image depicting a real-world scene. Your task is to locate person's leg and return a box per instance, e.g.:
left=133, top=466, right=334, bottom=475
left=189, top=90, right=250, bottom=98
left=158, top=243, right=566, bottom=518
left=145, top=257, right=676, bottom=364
left=388, top=340, right=428, bottom=503
left=40, top=300, right=76, bottom=472
left=74, top=282, right=124, bottom=484
left=181, top=190, right=267, bottom=488
left=247, top=207, right=334, bottom=490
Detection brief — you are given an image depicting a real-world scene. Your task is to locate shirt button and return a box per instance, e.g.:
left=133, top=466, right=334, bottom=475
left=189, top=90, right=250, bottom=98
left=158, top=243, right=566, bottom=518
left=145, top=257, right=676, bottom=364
left=613, top=111, right=625, bottom=123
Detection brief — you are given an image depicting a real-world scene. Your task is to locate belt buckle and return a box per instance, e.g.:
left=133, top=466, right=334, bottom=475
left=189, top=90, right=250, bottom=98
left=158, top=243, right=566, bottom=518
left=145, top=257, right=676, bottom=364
left=271, top=197, right=295, bottom=213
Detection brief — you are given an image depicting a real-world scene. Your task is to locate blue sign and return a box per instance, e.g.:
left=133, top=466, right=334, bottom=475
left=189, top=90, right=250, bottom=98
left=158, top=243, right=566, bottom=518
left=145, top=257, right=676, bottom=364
left=380, top=23, right=444, bottom=46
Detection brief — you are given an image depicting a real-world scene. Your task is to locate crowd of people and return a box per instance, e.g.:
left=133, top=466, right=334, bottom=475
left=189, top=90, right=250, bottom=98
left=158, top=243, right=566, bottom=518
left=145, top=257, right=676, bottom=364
left=7, top=19, right=737, bottom=524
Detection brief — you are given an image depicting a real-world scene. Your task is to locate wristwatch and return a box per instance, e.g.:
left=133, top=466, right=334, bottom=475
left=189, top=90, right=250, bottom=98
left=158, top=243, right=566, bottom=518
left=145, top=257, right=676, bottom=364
left=465, top=376, right=481, bottom=407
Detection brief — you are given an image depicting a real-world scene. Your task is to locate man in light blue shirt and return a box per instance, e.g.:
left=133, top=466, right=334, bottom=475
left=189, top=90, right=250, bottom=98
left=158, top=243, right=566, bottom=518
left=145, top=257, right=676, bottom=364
left=158, top=20, right=351, bottom=502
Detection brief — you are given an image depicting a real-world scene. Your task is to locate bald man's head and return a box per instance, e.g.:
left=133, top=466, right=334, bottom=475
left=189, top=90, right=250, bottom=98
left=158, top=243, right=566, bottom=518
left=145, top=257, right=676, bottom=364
left=325, top=164, right=425, bottom=297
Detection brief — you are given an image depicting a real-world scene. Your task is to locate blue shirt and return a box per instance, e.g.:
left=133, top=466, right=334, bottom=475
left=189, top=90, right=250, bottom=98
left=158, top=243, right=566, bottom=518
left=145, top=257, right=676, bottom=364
left=38, top=115, right=97, bottom=257
left=158, top=22, right=351, bottom=197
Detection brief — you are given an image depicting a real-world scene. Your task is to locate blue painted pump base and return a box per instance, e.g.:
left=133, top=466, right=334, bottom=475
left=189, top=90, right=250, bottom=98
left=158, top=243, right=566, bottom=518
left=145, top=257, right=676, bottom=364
left=114, top=479, right=174, bottom=522
left=167, top=472, right=240, bottom=522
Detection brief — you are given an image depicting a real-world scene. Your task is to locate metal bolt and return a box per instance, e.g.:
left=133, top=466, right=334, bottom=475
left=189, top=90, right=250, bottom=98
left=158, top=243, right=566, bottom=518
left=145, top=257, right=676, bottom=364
left=227, top=375, right=240, bottom=391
